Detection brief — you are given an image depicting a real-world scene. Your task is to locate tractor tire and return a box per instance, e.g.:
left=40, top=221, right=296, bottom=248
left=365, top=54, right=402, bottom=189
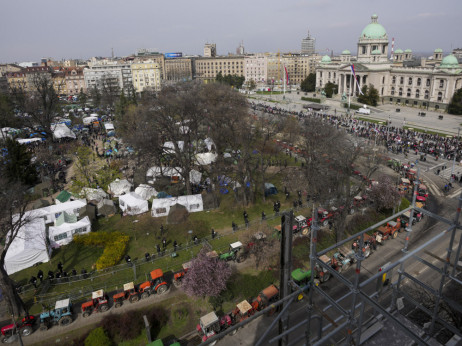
left=301, top=228, right=310, bottom=236
left=1, top=336, right=9, bottom=344
left=20, top=326, right=33, bottom=337
left=59, top=316, right=72, bottom=327
left=236, top=254, right=246, bottom=263
left=82, top=311, right=91, bottom=318
left=157, top=284, right=167, bottom=295
left=129, top=295, right=139, bottom=303
left=141, top=292, right=150, bottom=299
left=39, top=323, right=48, bottom=331
left=173, top=279, right=182, bottom=288
left=392, top=231, right=398, bottom=239
left=99, top=304, right=109, bottom=313
left=321, top=271, right=331, bottom=283
left=114, top=302, right=122, bottom=308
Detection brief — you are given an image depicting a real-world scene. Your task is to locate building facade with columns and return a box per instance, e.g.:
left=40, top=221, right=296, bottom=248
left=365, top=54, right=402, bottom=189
left=316, top=14, right=462, bottom=111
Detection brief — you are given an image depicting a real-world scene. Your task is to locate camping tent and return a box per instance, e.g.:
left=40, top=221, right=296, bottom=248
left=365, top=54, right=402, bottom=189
left=151, top=194, right=203, bottom=217
left=264, top=183, right=278, bottom=196
left=80, top=188, right=108, bottom=203
left=104, top=123, right=115, bottom=131
left=195, top=153, right=217, bottom=165
left=134, top=184, right=157, bottom=200
left=52, top=123, right=76, bottom=140
left=189, top=170, right=202, bottom=185
left=22, top=200, right=86, bottom=225
left=119, top=192, right=149, bottom=215
left=48, top=216, right=91, bottom=247
left=97, top=199, right=116, bottom=217
left=83, top=115, right=98, bottom=125
left=108, top=179, right=133, bottom=197
left=4, top=218, right=50, bottom=275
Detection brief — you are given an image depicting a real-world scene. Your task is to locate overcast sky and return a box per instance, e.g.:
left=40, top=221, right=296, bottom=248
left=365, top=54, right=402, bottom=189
left=2, top=0, right=461, bottom=63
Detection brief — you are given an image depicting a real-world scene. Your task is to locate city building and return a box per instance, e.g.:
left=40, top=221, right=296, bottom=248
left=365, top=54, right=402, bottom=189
left=244, top=54, right=267, bottom=86
left=131, top=60, right=162, bottom=93
left=65, top=67, right=86, bottom=96
left=204, top=43, right=217, bottom=58
left=194, top=56, right=244, bottom=82
left=0, top=64, right=22, bottom=94
left=7, top=66, right=52, bottom=93
left=301, top=31, right=316, bottom=55
left=164, top=57, right=193, bottom=82
left=316, top=14, right=462, bottom=110
left=52, top=67, right=67, bottom=96
left=84, top=60, right=133, bottom=94
left=266, top=53, right=321, bottom=88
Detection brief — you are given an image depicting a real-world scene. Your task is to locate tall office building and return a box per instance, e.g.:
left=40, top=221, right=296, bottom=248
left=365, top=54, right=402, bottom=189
left=301, top=31, right=316, bottom=55
left=204, top=43, right=217, bottom=57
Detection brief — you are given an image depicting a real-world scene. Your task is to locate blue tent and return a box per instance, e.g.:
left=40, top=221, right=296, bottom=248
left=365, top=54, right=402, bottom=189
left=264, top=183, right=278, bottom=197
left=157, top=191, right=168, bottom=198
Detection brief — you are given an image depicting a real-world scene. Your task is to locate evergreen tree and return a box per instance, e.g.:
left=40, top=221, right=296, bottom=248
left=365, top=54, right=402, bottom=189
left=324, top=82, right=338, bottom=98
left=300, top=73, right=316, bottom=92
left=448, top=88, right=462, bottom=115
left=357, top=84, right=379, bottom=107
left=1, top=139, right=38, bottom=186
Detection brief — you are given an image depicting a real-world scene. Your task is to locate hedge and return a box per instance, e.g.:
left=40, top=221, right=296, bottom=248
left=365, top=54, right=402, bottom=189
left=84, top=327, right=112, bottom=346
left=301, top=97, right=321, bottom=103
left=74, top=232, right=130, bottom=270
left=342, top=103, right=361, bottom=110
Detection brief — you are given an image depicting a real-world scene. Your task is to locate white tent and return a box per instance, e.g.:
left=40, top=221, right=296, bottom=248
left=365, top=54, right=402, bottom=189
left=52, top=123, right=76, bottom=140
left=134, top=184, right=157, bottom=200
left=146, top=166, right=182, bottom=184
left=189, top=170, right=202, bottom=184
left=48, top=216, right=91, bottom=247
left=16, top=138, right=43, bottom=144
left=151, top=194, right=203, bottom=217
left=83, top=115, right=98, bottom=125
left=204, top=138, right=216, bottom=151
left=108, top=179, right=133, bottom=197
left=104, top=123, right=115, bottom=131
left=163, top=141, right=184, bottom=153
left=22, top=200, right=86, bottom=225
left=4, top=218, right=50, bottom=275
left=195, top=152, right=217, bottom=165
left=80, top=188, right=108, bottom=203
left=119, top=192, right=149, bottom=215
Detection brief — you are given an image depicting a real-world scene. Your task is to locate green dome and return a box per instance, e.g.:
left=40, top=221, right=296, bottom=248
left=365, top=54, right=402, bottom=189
left=361, top=14, right=387, bottom=39
left=371, top=49, right=381, bottom=55
left=439, top=54, right=459, bottom=69
left=404, top=49, right=412, bottom=53
left=321, top=55, right=331, bottom=63
left=434, top=48, right=443, bottom=53
left=394, top=49, right=403, bottom=54
left=342, top=49, right=351, bottom=55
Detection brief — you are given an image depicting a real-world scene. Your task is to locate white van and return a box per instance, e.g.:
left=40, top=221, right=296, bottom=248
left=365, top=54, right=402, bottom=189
left=356, top=105, right=371, bottom=115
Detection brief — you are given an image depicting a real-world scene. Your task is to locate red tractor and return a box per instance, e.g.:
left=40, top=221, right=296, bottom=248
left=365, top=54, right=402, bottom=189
left=230, top=300, right=254, bottom=324
left=139, top=269, right=168, bottom=298
left=307, top=209, right=333, bottom=228
left=112, top=282, right=140, bottom=308
left=251, top=284, right=279, bottom=312
left=374, top=220, right=401, bottom=244
left=352, top=234, right=375, bottom=258
left=1, top=315, right=35, bottom=343
left=173, top=262, right=192, bottom=287
left=81, top=290, right=109, bottom=317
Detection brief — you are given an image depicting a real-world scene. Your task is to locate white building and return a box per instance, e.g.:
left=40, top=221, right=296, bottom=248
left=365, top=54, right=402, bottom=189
left=84, top=60, right=133, bottom=94
left=316, top=14, right=462, bottom=111
left=301, top=31, right=316, bottom=55
left=244, top=54, right=268, bottom=86
left=131, top=60, right=162, bottom=93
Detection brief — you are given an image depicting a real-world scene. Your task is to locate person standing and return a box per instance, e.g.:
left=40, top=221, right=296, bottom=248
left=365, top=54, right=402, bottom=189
left=162, top=238, right=167, bottom=249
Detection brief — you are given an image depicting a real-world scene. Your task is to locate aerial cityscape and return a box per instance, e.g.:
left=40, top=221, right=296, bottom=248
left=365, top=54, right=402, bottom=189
left=1, top=1, right=462, bottom=345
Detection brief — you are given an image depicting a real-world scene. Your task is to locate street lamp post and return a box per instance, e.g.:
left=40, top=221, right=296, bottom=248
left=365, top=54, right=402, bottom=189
left=450, top=127, right=460, bottom=182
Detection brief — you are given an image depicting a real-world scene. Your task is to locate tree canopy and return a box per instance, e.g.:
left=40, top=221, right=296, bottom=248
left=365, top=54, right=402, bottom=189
left=448, top=88, right=462, bottom=115
left=216, top=72, right=245, bottom=89
left=324, top=82, right=338, bottom=98
left=357, top=84, right=379, bottom=107
left=300, top=73, right=316, bottom=92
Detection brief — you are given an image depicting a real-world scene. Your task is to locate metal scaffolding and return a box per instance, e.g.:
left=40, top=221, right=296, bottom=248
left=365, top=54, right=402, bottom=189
left=202, top=169, right=462, bottom=345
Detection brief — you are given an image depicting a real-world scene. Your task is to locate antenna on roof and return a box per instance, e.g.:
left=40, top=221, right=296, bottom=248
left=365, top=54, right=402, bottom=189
left=111, top=48, right=114, bottom=59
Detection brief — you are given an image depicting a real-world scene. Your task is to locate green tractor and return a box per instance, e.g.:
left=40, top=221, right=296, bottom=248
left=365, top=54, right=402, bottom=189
left=219, top=241, right=246, bottom=263
left=291, top=268, right=312, bottom=301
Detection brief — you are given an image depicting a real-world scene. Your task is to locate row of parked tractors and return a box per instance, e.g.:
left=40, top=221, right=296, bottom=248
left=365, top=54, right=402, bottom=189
left=0, top=240, right=252, bottom=343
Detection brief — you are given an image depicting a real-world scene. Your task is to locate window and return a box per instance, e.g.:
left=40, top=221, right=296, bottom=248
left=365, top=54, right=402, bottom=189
left=399, top=88, right=403, bottom=96
left=414, top=101, right=418, bottom=105
left=416, top=89, right=420, bottom=98
left=362, top=46, right=366, bottom=54
left=417, top=78, right=421, bottom=86
left=400, top=77, right=404, bottom=84
left=72, top=227, right=87, bottom=235
left=156, top=208, right=167, bottom=214
left=54, top=232, right=68, bottom=241
left=408, top=77, right=413, bottom=85
left=190, top=204, right=200, bottom=210
left=328, top=72, right=331, bottom=78
left=439, top=79, right=444, bottom=88
left=424, top=90, right=429, bottom=99
left=407, top=88, right=411, bottom=97
left=392, top=76, right=396, bottom=84
left=426, top=79, right=431, bottom=87
left=55, top=212, right=62, bottom=219
left=391, top=87, right=395, bottom=95
left=382, top=76, right=385, bottom=84
left=438, top=92, right=442, bottom=102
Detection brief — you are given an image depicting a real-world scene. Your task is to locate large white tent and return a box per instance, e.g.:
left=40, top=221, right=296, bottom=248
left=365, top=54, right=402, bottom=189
left=134, top=184, right=157, bottom=200
left=52, top=123, right=76, bottom=140
left=195, top=152, right=217, bottom=165
left=108, top=179, right=133, bottom=197
left=146, top=166, right=202, bottom=185
left=80, top=188, right=108, bottom=203
left=4, top=218, right=50, bottom=275
left=48, top=216, right=92, bottom=247
left=119, top=192, right=149, bottom=215
left=22, top=200, right=86, bottom=225
left=151, top=194, right=203, bottom=217
left=83, top=115, right=98, bottom=125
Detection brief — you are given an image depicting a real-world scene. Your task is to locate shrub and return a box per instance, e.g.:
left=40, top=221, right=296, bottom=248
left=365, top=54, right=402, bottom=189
left=74, top=232, right=130, bottom=270
left=343, top=103, right=361, bottom=110
left=301, top=97, right=321, bottom=103
left=84, top=327, right=112, bottom=346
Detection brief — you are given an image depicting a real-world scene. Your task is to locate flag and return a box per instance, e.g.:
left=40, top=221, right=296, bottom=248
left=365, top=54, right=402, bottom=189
left=350, top=64, right=364, bottom=95
left=284, top=66, right=290, bottom=85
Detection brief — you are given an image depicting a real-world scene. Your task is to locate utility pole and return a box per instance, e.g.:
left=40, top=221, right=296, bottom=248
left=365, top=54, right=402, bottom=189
left=450, top=127, right=460, bottom=182
left=278, top=211, right=294, bottom=346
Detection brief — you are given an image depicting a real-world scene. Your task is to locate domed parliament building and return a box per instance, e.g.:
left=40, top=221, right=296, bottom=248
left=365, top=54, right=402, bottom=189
left=316, top=14, right=462, bottom=110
